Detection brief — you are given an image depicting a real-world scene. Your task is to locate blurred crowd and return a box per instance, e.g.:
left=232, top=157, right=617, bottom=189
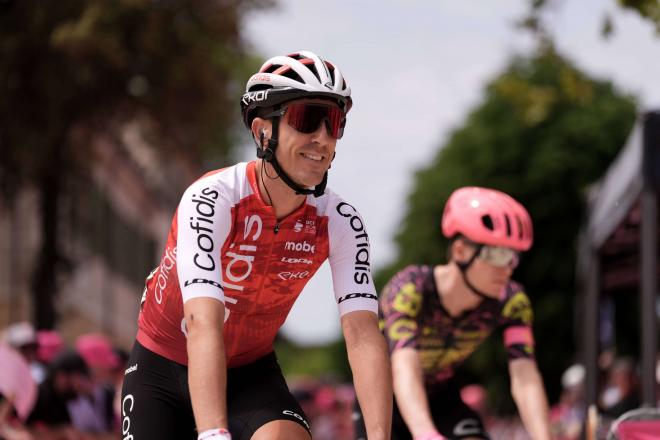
left=1, top=320, right=658, bottom=440
left=0, top=322, right=126, bottom=440
left=548, top=353, right=657, bottom=440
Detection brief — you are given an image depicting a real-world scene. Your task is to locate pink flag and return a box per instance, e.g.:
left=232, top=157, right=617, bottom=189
left=0, top=343, right=37, bottom=421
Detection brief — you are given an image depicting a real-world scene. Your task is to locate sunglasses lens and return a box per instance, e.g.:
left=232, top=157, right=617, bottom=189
left=479, top=246, right=520, bottom=268
left=285, top=104, right=346, bottom=139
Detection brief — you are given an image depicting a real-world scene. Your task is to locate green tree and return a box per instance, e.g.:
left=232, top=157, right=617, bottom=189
left=375, top=46, right=637, bottom=409
left=275, top=337, right=351, bottom=379
left=0, top=0, right=271, bottom=328
left=521, top=0, right=660, bottom=37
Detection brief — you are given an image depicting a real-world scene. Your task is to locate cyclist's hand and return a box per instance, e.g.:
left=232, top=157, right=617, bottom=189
left=414, top=431, right=446, bottom=440
left=198, top=428, right=231, bottom=440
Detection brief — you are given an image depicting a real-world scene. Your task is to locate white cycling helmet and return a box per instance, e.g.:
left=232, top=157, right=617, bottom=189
left=240, top=50, right=352, bottom=128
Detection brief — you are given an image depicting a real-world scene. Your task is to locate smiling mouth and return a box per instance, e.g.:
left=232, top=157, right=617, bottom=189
left=300, top=152, right=324, bottom=162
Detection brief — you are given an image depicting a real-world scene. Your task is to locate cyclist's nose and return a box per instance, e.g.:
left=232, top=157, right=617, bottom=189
left=311, top=118, right=334, bottom=143
left=501, top=265, right=514, bottom=277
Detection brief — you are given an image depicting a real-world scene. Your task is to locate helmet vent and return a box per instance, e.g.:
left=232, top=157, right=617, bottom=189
left=326, top=62, right=336, bottom=83
left=516, top=217, right=524, bottom=239
left=504, top=215, right=512, bottom=237
left=249, top=84, right=271, bottom=92
left=481, top=215, right=494, bottom=231
left=262, top=63, right=276, bottom=73
left=302, top=62, right=322, bottom=83
left=270, top=65, right=304, bottom=83
left=284, top=68, right=304, bottom=83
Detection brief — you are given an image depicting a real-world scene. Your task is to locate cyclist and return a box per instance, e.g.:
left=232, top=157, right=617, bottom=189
left=121, top=51, right=391, bottom=440
left=354, top=187, right=552, bottom=440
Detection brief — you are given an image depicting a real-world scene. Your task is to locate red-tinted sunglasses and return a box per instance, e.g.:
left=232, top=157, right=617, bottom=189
left=267, top=103, right=347, bottom=139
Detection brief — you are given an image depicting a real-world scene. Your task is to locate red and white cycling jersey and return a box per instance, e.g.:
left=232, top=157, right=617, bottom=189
left=136, top=161, right=377, bottom=368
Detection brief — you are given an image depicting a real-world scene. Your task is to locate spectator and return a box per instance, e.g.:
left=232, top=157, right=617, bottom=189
left=0, top=343, right=37, bottom=440
left=599, top=357, right=640, bottom=419
left=69, top=334, right=120, bottom=434
left=550, top=363, right=586, bottom=440
left=656, top=355, right=660, bottom=408
left=36, top=330, right=65, bottom=365
left=2, top=322, right=46, bottom=384
left=460, top=384, right=490, bottom=422
left=26, top=349, right=92, bottom=438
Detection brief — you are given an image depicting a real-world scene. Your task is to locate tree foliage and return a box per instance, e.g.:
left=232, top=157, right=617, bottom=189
left=0, top=0, right=271, bottom=328
left=375, top=46, right=637, bottom=409
left=275, top=337, right=351, bottom=380
left=521, top=0, right=660, bottom=37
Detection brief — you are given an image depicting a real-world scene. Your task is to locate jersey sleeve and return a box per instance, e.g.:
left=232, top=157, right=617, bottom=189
left=176, top=176, right=232, bottom=304
left=327, top=200, right=378, bottom=316
left=500, top=284, right=535, bottom=360
left=379, top=266, right=424, bottom=354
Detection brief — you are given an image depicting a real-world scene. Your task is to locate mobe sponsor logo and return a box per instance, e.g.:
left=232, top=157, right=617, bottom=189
left=284, top=240, right=315, bottom=254
left=337, top=292, right=377, bottom=304
left=281, top=257, right=313, bottom=265
left=336, top=202, right=371, bottom=285
left=278, top=270, right=310, bottom=281
left=124, top=364, right=138, bottom=376
left=283, top=410, right=310, bottom=430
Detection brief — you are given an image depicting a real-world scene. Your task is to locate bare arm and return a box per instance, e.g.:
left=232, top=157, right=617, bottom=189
left=391, top=347, right=440, bottom=438
left=185, top=297, right=228, bottom=433
left=342, top=311, right=392, bottom=440
left=509, top=358, right=552, bottom=440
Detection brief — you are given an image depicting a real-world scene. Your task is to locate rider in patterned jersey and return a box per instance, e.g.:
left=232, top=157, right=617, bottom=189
left=354, top=187, right=552, bottom=440
left=121, top=51, right=392, bottom=440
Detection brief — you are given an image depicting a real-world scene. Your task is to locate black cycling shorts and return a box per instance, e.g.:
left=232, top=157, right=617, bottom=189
left=353, top=379, right=489, bottom=440
left=120, top=341, right=310, bottom=440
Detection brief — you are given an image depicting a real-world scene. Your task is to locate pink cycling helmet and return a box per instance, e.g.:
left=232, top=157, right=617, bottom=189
left=442, top=187, right=533, bottom=251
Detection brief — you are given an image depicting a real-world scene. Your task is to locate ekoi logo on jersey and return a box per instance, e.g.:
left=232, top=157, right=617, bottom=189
left=223, top=214, right=263, bottom=291
left=336, top=202, right=371, bottom=285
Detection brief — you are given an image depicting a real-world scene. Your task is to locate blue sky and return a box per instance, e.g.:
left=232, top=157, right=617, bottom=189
left=240, top=0, right=660, bottom=345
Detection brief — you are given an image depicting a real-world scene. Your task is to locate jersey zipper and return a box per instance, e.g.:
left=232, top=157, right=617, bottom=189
left=274, top=223, right=280, bottom=234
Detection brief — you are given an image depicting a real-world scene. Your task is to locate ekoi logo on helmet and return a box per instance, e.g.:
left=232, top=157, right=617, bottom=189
left=241, top=89, right=269, bottom=106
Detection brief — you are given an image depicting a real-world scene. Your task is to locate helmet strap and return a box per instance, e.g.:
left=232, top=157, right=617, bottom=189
left=455, top=245, right=492, bottom=301
left=255, top=109, right=328, bottom=198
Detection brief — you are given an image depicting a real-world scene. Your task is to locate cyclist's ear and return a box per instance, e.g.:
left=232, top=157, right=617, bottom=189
left=451, top=237, right=474, bottom=263
left=251, top=118, right=271, bottom=147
